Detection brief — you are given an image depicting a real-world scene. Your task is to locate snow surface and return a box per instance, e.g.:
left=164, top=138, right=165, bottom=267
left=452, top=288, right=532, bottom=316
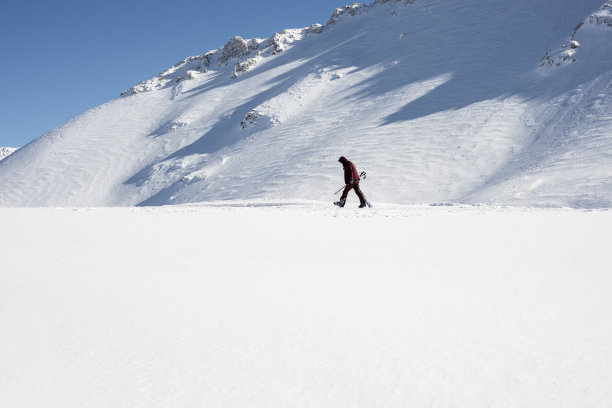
left=1, top=204, right=611, bottom=408
left=2, top=4, right=611, bottom=406
left=0, top=147, right=17, bottom=161
left=0, top=0, right=610, bottom=208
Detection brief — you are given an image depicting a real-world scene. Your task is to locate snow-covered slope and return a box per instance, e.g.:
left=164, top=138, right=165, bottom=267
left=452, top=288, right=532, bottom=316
left=0, top=0, right=611, bottom=207
left=0, top=147, right=17, bottom=161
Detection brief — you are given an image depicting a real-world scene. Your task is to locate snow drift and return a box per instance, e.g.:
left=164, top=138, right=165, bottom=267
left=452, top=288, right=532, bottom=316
left=0, top=0, right=610, bottom=207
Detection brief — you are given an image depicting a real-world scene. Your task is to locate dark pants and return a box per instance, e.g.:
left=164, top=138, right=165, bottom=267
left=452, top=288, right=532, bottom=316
left=341, top=180, right=366, bottom=204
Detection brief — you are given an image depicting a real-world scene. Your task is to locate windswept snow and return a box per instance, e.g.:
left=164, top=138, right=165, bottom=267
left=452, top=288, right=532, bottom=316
left=0, top=0, right=611, bottom=208
left=0, top=147, right=17, bottom=161
left=0, top=204, right=611, bottom=408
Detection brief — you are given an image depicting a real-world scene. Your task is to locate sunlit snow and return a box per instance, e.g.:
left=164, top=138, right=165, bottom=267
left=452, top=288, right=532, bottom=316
left=1, top=1, right=611, bottom=407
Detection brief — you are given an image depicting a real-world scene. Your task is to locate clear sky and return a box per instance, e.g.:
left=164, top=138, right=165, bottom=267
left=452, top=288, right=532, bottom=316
left=0, top=0, right=343, bottom=147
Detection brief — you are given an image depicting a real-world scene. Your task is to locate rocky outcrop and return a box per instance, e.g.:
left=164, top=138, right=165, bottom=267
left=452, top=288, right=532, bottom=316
left=328, top=3, right=367, bottom=25
left=586, top=2, right=612, bottom=27
left=121, top=54, right=212, bottom=96
left=123, top=1, right=409, bottom=94
left=539, top=2, right=611, bottom=70
left=219, top=36, right=250, bottom=64
left=327, top=0, right=418, bottom=26
left=232, top=55, right=262, bottom=78
left=0, top=147, right=17, bottom=161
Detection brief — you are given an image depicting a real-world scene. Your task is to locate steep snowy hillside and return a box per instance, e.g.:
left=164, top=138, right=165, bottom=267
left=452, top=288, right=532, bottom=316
left=0, top=0, right=610, bottom=207
left=0, top=147, right=17, bottom=161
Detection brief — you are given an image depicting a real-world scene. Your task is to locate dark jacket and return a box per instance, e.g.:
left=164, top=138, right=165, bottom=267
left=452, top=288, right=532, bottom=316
left=338, top=156, right=360, bottom=184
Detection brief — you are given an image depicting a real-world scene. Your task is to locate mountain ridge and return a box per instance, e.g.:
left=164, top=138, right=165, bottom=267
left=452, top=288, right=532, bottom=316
left=0, top=0, right=610, bottom=208
left=119, top=0, right=419, bottom=97
left=0, top=147, right=18, bottom=161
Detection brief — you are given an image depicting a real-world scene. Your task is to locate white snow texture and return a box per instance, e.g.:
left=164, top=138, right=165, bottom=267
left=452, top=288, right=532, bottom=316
left=1, top=2, right=612, bottom=407
left=1, top=204, right=611, bottom=408
left=0, top=147, right=17, bottom=161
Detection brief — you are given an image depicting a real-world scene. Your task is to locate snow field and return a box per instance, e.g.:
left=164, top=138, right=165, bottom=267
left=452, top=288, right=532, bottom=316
left=1, top=204, right=611, bottom=407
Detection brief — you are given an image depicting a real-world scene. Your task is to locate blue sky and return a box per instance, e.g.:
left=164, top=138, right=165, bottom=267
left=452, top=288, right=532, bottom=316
left=0, top=0, right=342, bottom=147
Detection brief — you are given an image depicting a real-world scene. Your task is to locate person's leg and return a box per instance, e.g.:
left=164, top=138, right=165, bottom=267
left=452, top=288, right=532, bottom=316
left=335, top=184, right=354, bottom=207
left=340, top=184, right=354, bottom=201
left=353, top=181, right=366, bottom=205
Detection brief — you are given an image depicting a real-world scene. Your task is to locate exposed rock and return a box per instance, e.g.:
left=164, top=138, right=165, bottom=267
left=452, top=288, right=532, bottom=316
left=220, top=36, right=250, bottom=64
left=176, top=70, right=198, bottom=83
left=240, top=110, right=276, bottom=130
left=121, top=53, right=212, bottom=96
left=122, top=10, right=324, bottom=93
left=378, top=0, right=410, bottom=3
left=267, top=33, right=284, bottom=54
left=587, top=2, right=612, bottom=27
left=265, top=29, right=310, bottom=54
left=247, top=38, right=262, bottom=51
left=0, top=147, right=18, bottom=161
left=240, top=111, right=259, bottom=129
left=539, top=3, right=610, bottom=71
left=309, top=24, right=324, bottom=34
left=232, top=54, right=262, bottom=79
left=328, top=3, right=367, bottom=26
left=326, top=0, right=417, bottom=26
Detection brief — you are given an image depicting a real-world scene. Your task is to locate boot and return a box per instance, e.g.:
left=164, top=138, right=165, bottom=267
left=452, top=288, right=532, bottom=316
left=334, top=198, right=346, bottom=208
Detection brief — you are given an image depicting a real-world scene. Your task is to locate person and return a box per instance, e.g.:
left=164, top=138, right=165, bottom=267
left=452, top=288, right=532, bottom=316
left=334, top=156, right=368, bottom=208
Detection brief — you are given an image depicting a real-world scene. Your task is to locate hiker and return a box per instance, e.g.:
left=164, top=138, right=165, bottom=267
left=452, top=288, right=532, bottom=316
left=334, top=156, right=368, bottom=208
